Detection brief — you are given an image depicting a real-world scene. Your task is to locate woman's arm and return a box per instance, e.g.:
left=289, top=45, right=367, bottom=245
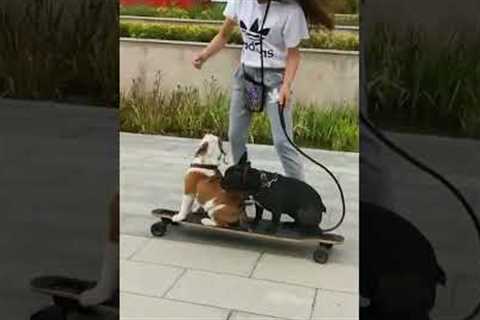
left=193, top=18, right=237, bottom=69
left=278, top=47, right=301, bottom=108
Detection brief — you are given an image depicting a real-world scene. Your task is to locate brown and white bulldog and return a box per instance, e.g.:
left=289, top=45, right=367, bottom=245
left=172, top=134, right=247, bottom=227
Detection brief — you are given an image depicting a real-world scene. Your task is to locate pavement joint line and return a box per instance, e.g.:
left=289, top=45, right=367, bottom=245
left=316, top=287, right=359, bottom=296
left=308, top=288, right=319, bottom=320
left=248, top=274, right=358, bottom=294
left=248, top=252, right=264, bottom=278
left=129, top=254, right=357, bottom=294
left=125, top=237, right=152, bottom=260
left=164, top=296, right=232, bottom=312
left=230, top=310, right=297, bottom=320
left=128, top=258, right=324, bottom=292
left=162, top=268, right=188, bottom=298
left=164, top=295, right=304, bottom=320
left=121, top=290, right=231, bottom=312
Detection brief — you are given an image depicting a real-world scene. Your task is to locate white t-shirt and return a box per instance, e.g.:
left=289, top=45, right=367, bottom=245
left=224, top=0, right=310, bottom=68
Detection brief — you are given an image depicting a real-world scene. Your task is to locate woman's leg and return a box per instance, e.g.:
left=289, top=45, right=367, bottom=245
left=265, top=87, right=305, bottom=181
left=229, top=68, right=252, bottom=164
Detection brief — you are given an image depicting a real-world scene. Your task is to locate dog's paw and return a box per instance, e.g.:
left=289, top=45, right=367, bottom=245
left=201, top=218, right=217, bottom=226
left=172, top=214, right=186, bottom=222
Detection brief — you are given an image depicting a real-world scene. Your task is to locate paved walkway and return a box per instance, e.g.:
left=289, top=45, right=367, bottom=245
left=0, top=99, right=117, bottom=320
left=120, top=133, right=359, bottom=320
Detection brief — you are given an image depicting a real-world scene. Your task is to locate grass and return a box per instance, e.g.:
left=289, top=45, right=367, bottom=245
left=334, top=14, right=359, bottom=27
left=119, top=4, right=359, bottom=26
left=120, top=73, right=359, bottom=152
left=0, top=0, right=118, bottom=106
left=120, top=22, right=359, bottom=51
left=367, top=24, right=480, bottom=138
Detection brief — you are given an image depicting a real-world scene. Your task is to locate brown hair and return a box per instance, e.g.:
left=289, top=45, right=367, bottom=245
left=277, top=0, right=334, bottom=30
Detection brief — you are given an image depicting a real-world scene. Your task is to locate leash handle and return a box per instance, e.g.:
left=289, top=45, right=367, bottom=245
left=278, top=103, right=346, bottom=232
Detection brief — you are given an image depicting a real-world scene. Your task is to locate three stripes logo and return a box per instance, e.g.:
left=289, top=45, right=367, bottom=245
left=240, top=18, right=271, bottom=44
left=240, top=18, right=274, bottom=58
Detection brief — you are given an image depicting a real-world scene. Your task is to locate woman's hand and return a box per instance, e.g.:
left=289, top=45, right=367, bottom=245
left=192, top=18, right=236, bottom=70
left=279, top=48, right=301, bottom=108
left=278, top=83, right=291, bottom=108
left=192, top=52, right=207, bottom=70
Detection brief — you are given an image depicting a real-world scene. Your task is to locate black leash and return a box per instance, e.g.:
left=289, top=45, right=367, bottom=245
left=278, top=103, right=346, bottom=232
left=359, top=111, right=480, bottom=320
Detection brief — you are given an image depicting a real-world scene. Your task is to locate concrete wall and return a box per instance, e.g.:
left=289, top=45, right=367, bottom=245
left=120, top=38, right=359, bottom=107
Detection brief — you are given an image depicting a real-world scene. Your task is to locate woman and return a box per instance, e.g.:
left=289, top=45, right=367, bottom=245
left=192, top=0, right=332, bottom=181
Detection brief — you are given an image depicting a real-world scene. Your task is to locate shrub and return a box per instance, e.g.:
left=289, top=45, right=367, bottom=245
left=326, top=0, right=358, bottom=14
left=334, top=14, right=359, bottom=26
left=119, top=4, right=160, bottom=16
left=120, top=22, right=359, bottom=51
left=367, top=25, right=480, bottom=138
left=120, top=4, right=359, bottom=26
left=120, top=73, right=359, bottom=152
left=0, top=0, right=118, bottom=106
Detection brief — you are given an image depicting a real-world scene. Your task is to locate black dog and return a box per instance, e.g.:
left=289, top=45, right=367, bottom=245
left=221, top=153, right=326, bottom=234
left=360, top=202, right=446, bottom=320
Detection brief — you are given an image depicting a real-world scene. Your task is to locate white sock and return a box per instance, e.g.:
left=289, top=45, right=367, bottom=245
left=80, top=242, right=119, bottom=306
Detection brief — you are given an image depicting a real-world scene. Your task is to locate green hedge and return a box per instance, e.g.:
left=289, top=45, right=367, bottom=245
left=119, top=4, right=359, bottom=26
left=334, top=14, right=359, bottom=26
left=120, top=22, right=359, bottom=51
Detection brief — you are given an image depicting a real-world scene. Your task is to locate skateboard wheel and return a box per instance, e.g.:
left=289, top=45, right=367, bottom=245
left=313, top=247, right=329, bottom=264
left=151, top=221, right=168, bottom=237
left=321, top=243, right=333, bottom=250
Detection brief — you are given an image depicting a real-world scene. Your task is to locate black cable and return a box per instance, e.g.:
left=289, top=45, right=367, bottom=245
left=360, top=111, right=480, bottom=320
left=278, top=104, right=346, bottom=232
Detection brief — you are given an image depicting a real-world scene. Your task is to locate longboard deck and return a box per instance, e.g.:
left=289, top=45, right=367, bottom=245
left=151, top=208, right=344, bottom=245
left=30, top=276, right=118, bottom=308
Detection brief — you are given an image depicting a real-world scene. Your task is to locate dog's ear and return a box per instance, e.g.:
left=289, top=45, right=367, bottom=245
left=194, top=142, right=209, bottom=157
left=238, top=152, right=248, bottom=165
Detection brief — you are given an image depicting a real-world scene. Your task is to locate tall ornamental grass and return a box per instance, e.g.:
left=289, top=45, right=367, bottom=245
left=120, top=73, right=359, bottom=152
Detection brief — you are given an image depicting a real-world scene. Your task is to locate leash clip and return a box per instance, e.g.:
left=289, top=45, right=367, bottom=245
left=260, top=172, right=278, bottom=189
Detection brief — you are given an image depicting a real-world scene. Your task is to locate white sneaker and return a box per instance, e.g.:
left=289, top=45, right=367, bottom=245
left=171, top=213, right=186, bottom=222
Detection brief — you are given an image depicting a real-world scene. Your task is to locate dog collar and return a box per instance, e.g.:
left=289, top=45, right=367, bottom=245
left=190, top=164, right=222, bottom=176
left=190, top=164, right=218, bottom=170
left=260, top=172, right=279, bottom=189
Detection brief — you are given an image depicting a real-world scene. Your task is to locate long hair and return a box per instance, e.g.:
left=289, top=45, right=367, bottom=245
left=289, top=0, right=334, bottom=30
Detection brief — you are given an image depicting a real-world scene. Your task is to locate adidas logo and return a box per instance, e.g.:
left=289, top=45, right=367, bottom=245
left=240, top=18, right=271, bottom=44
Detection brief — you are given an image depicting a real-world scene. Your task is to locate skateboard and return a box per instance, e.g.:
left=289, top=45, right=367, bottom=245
left=30, top=276, right=118, bottom=320
left=151, top=208, right=344, bottom=264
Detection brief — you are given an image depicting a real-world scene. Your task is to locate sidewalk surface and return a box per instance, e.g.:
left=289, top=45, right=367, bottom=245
left=120, top=133, right=360, bottom=320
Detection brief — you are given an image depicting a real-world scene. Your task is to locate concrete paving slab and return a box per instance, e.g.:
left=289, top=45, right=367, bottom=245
left=121, top=133, right=359, bottom=320
left=121, top=214, right=158, bottom=237
left=120, top=292, right=228, bottom=320
left=311, top=290, right=359, bottom=320
left=252, top=254, right=358, bottom=293
left=120, top=260, right=184, bottom=297
left=166, top=270, right=316, bottom=320
left=131, top=238, right=261, bottom=277
left=120, top=235, right=150, bottom=259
